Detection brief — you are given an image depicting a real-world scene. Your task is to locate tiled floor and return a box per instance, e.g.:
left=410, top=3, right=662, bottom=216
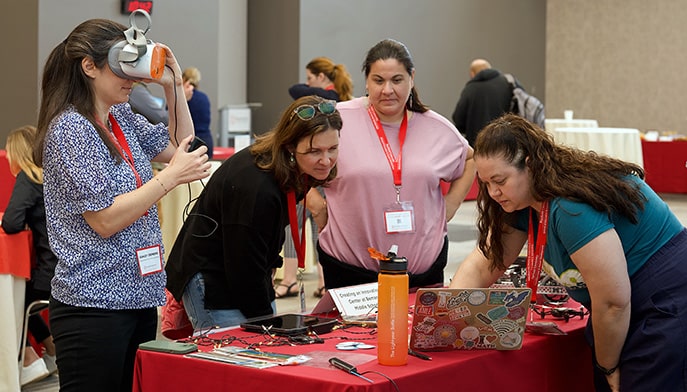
left=22, top=193, right=687, bottom=391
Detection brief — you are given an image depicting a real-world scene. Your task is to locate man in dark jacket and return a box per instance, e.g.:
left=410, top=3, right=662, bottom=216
left=452, top=59, right=513, bottom=146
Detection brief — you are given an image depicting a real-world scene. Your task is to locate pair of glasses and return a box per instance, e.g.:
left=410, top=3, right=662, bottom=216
left=292, top=100, right=337, bottom=120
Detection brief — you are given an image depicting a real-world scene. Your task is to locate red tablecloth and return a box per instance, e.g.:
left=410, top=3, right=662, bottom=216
left=212, top=147, right=235, bottom=161
left=0, top=226, right=32, bottom=279
left=641, top=140, right=687, bottom=193
left=133, top=307, right=592, bottom=392
left=0, top=150, right=15, bottom=212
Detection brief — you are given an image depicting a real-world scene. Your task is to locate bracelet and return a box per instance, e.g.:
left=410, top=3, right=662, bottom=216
left=595, top=360, right=619, bottom=375
left=155, top=177, right=169, bottom=194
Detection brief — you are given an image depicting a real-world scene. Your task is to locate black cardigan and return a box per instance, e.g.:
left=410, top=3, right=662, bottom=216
left=165, top=148, right=291, bottom=319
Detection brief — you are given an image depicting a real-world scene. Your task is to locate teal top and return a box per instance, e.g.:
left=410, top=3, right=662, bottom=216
left=512, top=176, right=683, bottom=304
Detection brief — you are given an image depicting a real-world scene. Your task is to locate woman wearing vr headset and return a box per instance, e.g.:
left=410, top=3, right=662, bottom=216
left=165, top=95, right=341, bottom=331
left=34, top=17, right=210, bottom=392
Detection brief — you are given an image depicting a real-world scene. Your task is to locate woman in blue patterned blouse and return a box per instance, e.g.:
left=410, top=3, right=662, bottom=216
left=33, top=17, right=211, bottom=392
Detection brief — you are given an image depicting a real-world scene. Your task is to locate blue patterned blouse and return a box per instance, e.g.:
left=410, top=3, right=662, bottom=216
left=43, top=103, right=170, bottom=309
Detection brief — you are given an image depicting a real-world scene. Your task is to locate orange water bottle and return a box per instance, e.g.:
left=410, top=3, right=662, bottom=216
left=377, top=245, right=408, bottom=366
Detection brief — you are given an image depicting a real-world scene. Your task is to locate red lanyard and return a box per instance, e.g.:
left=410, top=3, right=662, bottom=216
left=287, top=190, right=307, bottom=269
left=367, top=105, right=408, bottom=187
left=526, top=200, right=550, bottom=303
left=96, top=114, right=143, bottom=188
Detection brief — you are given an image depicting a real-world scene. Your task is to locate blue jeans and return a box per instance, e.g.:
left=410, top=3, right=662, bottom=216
left=182, top=272, right=276, bottom=330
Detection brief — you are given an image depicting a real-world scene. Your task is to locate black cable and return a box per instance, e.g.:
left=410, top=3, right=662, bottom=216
left=163, top=64, right=219, bottom=237
left=359, top=370, right=401, bottom=392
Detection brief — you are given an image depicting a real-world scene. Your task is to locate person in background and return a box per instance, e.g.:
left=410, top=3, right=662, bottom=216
left=449, top=114, right=687, bottom=392
left=308, top=39, right=475, bottom=290
left=128, top=82, right=169, bottom=125
left=183, top=67, right=213, bottom=158
left=2, top=125, right=57, bottom=386
left=451, top=58, right=513, bottom=146
left=165, top=95, right=341, bottom=330
left=276, top=57, right=354, bottom=299
left=288, top=56, right=354, bottom=102
left=34, top=18, right=210, bottom=391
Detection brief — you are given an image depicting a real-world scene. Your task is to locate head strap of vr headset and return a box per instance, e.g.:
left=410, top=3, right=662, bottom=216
left=119, top=9, right=152, bottom=63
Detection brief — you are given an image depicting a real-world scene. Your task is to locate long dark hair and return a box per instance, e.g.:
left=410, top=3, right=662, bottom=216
left=250, top=95, right=342, bottom=195
left=362, top=39, right=428, bottom=113
left=35, top=19, right=127, bottom=166
left=475, top=114, right=645, bottom=270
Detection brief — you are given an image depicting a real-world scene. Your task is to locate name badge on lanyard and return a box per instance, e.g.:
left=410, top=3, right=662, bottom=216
left=384, top=201, right=415, bottom=233
left=137, top=245, right=163, bottom=276
left=101, top=113, right=163, bottom=276
left=367, top=105, right=416, bottom=234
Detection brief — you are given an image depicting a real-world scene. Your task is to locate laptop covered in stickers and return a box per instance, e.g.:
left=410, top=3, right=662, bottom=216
left=409, top=287, right=532, bottom=351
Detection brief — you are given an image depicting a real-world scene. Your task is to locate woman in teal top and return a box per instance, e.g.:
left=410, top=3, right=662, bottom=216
left=450, top=114, right=687, bottom=392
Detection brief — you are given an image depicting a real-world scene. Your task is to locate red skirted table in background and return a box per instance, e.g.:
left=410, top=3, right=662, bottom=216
left=0, top=150, right=16, bottom=212
left=212, top=147, right=235, bottom=161
left=641, top=140, right=687, bottom=193
left=0, top=224, right=33, bottom=391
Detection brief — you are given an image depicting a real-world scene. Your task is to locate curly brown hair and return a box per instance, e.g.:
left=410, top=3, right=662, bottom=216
left=475, top=114, right=645, bottom=270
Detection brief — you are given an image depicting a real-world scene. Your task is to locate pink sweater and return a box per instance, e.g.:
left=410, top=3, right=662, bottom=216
left=319, top=97, right=470, bottom=274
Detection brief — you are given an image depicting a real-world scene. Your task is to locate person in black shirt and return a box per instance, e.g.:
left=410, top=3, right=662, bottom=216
left=2, top=125, right=58, bottom=383
left=451, top=59, right=513, bottom=146
left=165, top=95, right=342, bottom=330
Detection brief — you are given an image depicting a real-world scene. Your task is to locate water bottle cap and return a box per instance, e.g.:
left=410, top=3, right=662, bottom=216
left=379, top=257, right=407, bottom=272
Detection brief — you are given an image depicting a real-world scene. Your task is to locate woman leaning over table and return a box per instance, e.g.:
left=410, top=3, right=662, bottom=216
left=449, top=114, right=687, bottom=392
left=165, top=95, right=341, bottom=330
left=276, top=56, right=354, bottom=299
left=308, top=39, right=475, bottom=289
left=34, top=18, right=210, bottom=392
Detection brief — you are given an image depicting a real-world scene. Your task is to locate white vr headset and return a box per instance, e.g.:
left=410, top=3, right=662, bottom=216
left=108, top=9, right=165, bottom=80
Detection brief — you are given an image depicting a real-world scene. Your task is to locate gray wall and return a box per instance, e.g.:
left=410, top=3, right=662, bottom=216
left=546, top=0, right=687, bottom=132
left=247, top=0, right=300, bottom=135
left=0, top=0, right=548, bottom=144
left=248, top=0, right=546, bottom=135
left=5, top=1, right=687, bottom=148
left=1, top=0, right=247, bottom=146
left=2, top=0, right=39, bottom=141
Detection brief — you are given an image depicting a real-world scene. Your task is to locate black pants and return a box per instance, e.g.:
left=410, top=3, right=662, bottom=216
left=25, top=282, right=51, bottom=344
left=49, top=297, right=157, bottom=392
left=318, top=236, right=449, bottom=290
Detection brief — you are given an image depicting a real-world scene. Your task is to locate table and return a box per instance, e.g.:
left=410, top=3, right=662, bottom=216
left=212, top=146, right=235, bottom=161
left=544, top=118, right=599, bottom=134
left=0, top=150, right=15, bottom=212
left=159, top=160, right=223, bottom=258
left=133, top=306, right=593, bottom=391
left=159, top=149, right=235, bottom=257
left=641, top=140, right=687, bottom=193
left=159, top=147, right=238, bottom=258
left=0, top=224, right=33, bottom=391
left=554, top=127, right=644, bottom=167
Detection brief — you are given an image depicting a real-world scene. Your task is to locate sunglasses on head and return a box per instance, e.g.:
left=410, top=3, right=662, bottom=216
left=292, top=100, right=337, bottom=121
